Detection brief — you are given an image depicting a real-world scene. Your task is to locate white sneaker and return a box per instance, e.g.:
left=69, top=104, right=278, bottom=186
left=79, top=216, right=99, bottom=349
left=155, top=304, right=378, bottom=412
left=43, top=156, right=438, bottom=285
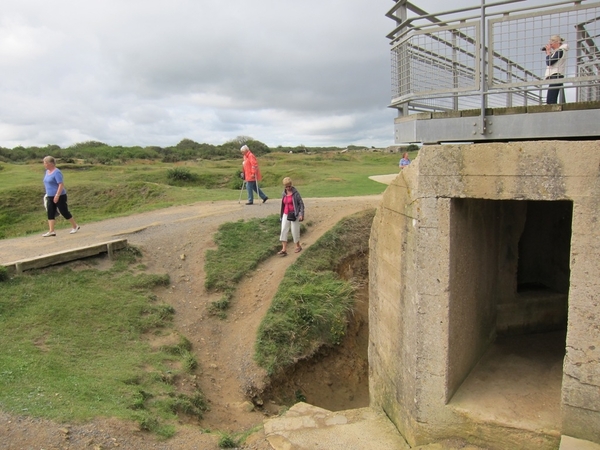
left=42, top=231, right=56, bottom=237
left=70, top=226, right=80, bottom=234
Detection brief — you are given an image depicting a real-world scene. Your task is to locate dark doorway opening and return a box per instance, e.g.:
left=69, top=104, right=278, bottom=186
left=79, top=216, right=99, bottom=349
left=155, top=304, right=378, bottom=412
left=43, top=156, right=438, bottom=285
left=447, top=199, right=572, bottom=433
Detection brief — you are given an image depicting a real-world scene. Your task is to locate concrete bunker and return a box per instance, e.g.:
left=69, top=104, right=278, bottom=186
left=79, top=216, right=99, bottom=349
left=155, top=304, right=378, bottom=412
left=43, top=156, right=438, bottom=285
left=369, top=141, right=600, bottom=449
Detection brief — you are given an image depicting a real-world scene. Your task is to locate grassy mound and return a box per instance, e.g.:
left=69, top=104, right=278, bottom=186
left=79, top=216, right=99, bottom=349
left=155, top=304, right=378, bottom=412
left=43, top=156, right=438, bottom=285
left=254, top=209, right=375, bottom=375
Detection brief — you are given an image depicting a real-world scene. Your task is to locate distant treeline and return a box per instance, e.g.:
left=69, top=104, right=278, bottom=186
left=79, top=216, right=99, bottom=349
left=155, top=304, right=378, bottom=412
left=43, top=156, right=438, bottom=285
left=0, top=137, right=368, bottom=164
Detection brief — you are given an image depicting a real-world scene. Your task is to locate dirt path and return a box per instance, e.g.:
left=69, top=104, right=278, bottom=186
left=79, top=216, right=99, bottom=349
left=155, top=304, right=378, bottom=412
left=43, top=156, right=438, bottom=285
left=0, top=195, right=382, bottom=449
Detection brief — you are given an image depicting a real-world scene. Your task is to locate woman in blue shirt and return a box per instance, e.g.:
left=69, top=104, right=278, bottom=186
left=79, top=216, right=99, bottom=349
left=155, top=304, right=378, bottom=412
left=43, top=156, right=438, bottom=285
left=42, top=156, right=80, bottom=237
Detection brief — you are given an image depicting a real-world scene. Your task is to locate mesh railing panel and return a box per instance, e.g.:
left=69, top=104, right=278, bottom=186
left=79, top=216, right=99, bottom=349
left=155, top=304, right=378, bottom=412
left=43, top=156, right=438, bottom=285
left=391, top=23, right=479, bottom=101
left=490, top=4, right=600, bottom=88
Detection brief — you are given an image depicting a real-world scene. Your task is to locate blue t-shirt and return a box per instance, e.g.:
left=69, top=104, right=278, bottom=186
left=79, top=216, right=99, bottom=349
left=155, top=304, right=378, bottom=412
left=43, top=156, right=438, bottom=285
left=43, top=169, right=67, bottom=196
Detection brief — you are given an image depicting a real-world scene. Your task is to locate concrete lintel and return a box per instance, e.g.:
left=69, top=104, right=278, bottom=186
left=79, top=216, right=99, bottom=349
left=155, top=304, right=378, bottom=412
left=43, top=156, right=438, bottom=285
left=4, top=239, right=128, bottom=274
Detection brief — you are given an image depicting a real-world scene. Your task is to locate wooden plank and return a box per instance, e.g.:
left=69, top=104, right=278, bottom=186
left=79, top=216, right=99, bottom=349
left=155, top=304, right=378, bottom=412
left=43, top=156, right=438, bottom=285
left=3, top=239, right=128, bottom=274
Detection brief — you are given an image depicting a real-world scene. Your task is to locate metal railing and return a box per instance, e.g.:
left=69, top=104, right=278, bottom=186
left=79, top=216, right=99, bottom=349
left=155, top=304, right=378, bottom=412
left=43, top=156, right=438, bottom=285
left=388, top=0, right=600, bottom=118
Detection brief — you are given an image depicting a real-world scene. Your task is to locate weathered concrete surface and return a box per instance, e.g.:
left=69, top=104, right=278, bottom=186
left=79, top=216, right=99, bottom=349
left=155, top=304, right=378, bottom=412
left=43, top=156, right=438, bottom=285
left=264, top=402, right=411, bottom=450
left=263, top=402, right=493, bottom=450
left=369, top=141, right=600, bottom=449
left=560, top=435, right=600, bottom=450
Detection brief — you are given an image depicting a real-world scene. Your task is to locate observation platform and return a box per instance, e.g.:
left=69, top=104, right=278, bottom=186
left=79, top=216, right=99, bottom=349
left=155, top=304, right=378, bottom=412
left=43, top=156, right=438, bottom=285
left=394, top=101, right=600, bottom=144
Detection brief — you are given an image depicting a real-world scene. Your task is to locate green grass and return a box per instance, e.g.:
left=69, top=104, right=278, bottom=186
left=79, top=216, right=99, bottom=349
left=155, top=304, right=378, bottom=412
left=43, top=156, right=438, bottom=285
left=0, top=249, right=205, bottom=435
left=204, top=214, right=306, bottom=317
left=0, top=150, right=395, bottom=436
left=253, top=209, right=375, bottom=375
left=205, top=216, right=284, bottom=292
left=0, top=151, right=404, bottom=239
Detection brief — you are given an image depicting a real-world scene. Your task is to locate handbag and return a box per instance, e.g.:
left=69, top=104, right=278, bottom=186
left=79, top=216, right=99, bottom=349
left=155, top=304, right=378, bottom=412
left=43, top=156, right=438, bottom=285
left=287, top=211, right=297, bottom=221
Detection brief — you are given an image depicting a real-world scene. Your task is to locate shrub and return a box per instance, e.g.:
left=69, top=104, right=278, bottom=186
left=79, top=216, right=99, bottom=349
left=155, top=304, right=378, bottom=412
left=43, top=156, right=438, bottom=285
left=0, top=265, right=8, bottom=282
left=167, top=167, right=198, bottom=182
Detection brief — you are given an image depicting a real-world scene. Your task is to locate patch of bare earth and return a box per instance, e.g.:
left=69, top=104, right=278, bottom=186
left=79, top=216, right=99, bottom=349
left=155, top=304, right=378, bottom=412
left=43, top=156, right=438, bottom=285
left=0, top=196, right=377, bottom=450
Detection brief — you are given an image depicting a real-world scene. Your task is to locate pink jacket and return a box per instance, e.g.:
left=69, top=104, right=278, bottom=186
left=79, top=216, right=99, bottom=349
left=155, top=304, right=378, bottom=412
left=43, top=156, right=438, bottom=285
left=242, top=150, right=262, bottom=182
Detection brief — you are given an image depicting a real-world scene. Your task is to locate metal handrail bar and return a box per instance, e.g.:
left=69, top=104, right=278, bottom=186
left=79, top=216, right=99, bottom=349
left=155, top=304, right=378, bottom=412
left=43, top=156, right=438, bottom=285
left=393, top=93, right=542, bottom=110
left=387, top=0, right=589, bottom=34
left=386, top=0, right=417, bottom=22
left=405, top=84, right=585, bottom=98
left=391, top=79, right=599, bottom=106
left=578, top=13, right=600, bottom=25
left=386, top=0, right=524, bottom=40
left=388, top=0, right=593, bottom=43
left=492, top=75, right=600, bottom=87
left=392, top=81, right=600, bottom=106
left=386, top=1, right=442, bottom=24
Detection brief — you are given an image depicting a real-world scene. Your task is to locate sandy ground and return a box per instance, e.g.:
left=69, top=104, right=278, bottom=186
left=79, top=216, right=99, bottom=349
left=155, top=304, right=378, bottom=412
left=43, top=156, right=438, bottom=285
left=0, top=194, right=383, bottom=450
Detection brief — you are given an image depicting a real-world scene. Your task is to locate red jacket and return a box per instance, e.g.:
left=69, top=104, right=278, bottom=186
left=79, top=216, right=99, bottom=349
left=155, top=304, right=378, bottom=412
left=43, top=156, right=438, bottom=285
left=242, top=150, right=262, bottom=182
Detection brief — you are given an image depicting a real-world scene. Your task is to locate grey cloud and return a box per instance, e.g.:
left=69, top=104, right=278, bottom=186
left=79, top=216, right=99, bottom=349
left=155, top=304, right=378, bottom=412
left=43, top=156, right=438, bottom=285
left=1, top=0, right=396, bottom=148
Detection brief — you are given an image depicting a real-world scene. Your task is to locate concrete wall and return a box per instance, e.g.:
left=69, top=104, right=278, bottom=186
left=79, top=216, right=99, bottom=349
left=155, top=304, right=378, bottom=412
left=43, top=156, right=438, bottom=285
left=448, top=199, right=502, bottom=400
left=369, top=141, right=600, bottom=447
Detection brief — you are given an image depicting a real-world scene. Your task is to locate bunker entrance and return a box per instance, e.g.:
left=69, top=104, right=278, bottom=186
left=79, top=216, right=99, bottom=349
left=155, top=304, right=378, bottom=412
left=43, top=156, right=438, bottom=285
left=446, top=198, right=572, bottom=432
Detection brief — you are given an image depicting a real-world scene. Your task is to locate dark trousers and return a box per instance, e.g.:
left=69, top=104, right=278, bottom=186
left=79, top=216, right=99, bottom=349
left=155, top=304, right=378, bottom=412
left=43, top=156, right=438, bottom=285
left=546, top=74, right=564, bottom=105
left=46, top=194, right=73, bottom=220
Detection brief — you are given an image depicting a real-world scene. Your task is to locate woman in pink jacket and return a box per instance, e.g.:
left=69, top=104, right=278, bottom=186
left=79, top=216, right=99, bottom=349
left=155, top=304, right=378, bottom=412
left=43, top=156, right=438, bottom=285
left=277, top=177, right=305, bottom=256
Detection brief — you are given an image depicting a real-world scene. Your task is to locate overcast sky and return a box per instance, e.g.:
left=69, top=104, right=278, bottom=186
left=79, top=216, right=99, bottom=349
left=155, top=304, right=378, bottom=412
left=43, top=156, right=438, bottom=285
left=0, top=0, right=403, bottom=149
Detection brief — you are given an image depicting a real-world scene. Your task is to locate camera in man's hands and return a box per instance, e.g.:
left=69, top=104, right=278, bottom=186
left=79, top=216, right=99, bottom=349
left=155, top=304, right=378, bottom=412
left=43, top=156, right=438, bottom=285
left=540, top=46, right=548, bottom=51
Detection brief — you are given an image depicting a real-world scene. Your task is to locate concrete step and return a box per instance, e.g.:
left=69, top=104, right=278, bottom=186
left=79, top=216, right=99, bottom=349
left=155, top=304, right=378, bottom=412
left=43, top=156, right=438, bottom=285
left=560, top=436, right=600, bottom=450
left=263, top=402, right=491, bottom=450
left=264, top=402, right=410, bottom=450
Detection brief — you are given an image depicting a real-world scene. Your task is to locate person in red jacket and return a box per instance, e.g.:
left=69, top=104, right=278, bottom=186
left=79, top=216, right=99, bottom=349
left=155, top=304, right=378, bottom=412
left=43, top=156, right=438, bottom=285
left=240, top=145, right=268, bottom=205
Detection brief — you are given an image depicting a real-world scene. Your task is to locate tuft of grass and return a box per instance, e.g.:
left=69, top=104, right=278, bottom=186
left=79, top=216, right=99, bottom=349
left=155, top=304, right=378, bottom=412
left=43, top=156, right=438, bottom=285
left=160, top=335, right=192, bottom=355
left=208, top=292, right=233, bottom=318
left=181, top=350, right=198, bottom=373
left=295, top=390, right=307, bottom=402
left=0, top=265, right=8, bottom=282
left=218, top=432, right=240, bottom=448
left=254, top=209, right=375, bottom=375
left=114, top=245, right=143, bottom=266
left=168, top=391, right=208, bottom=419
